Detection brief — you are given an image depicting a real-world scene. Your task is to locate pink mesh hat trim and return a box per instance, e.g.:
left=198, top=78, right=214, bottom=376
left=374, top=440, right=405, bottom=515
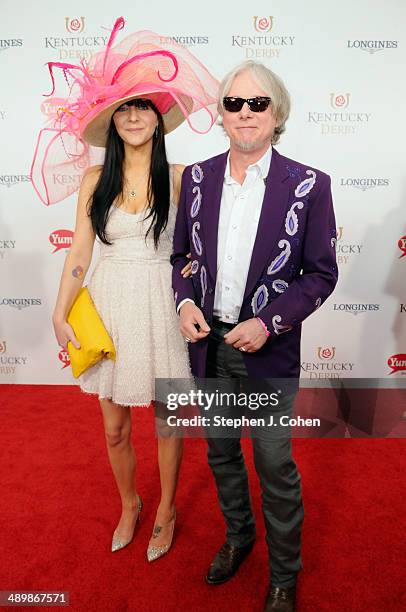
left=31, top=17, right=219, bottom=205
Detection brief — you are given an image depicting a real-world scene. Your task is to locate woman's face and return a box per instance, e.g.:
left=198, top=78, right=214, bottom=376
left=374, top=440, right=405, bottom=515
left=113, top=98, right=158, bottom=146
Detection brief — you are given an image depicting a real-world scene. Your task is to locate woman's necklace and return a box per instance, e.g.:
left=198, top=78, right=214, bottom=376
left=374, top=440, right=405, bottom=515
left=125, top=169, right=149, bottom=198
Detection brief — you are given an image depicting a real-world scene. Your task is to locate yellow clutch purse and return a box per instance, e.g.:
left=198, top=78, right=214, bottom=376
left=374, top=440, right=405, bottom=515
left=67, top=287, right=116, bottom=378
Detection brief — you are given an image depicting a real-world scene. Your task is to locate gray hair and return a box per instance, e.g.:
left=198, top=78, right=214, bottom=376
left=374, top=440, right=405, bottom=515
left=218, top=60, right=290, bottom=144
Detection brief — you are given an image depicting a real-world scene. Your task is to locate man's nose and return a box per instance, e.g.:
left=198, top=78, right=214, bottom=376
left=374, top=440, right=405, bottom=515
left=239, top=102, right=252, bottom=118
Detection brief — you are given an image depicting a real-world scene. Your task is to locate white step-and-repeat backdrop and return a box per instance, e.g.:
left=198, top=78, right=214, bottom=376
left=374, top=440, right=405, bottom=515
left=1, top=0, right=405, bottom=385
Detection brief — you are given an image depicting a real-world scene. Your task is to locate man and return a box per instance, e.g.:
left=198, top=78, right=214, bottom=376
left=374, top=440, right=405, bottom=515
left=171, top=60, right=338, bottom=611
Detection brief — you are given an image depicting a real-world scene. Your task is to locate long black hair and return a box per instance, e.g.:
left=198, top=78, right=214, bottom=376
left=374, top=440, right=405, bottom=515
left=89, top=101, right=170, bottom=249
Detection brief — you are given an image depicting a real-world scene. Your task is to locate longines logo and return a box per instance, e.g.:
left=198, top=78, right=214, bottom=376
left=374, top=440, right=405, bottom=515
left=159, top=35, right=209, bottom=47
left=387, top=354, right=406, bottom=375
left=59, top=348, right=70, bottom=370
left=334, top=227, right=363, bottom=265
left=340, top=178, right=389, bottom=191
left=308, top=93, right=371, bottom=135
left=398, top=236, right=406, bottom=259
left=301, top=347, right=355, bottom=379
left=0, top=298, right=42, bottom=310
left=0, top=240, right=16, bottom=260
left=0, top=341, right=28, bottom=375
left=333, top=303, right=380, bottom=315
left=44, top=17, right=107, bottom=60
left=49, top=229, right=74, bottom=253
left=232, top=16, right=295, bottom=59
left=0, top=175, right=31, bottom=187
left=347, top=39, right=398, bottom=54
left=0, top=39, right=23, bottom=53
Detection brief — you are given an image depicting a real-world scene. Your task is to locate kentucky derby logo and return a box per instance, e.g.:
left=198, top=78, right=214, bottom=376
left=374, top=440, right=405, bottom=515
left=398, top=236, right=406, bottom=259
left=317, top=347, right=336, bottom=361
left=302, top=347, right=354, bottom=379
left=333, top=226, right=363, bottom=265
left=49, top=230, right=74, bottom=254
left=73, top=158, right=88, bottom=171
left=253, top=16, right=273, bottom=32
left=58, top=349, right=70, bottom=369
left=65, top=17, right=85, bottom=34
left=330, top=93, right=350, bottom=109
left=387, top=354, right=406, bottom=375
left=0, top=341, right=6, bottom=354
left=308, top=93, right=370, bottom=135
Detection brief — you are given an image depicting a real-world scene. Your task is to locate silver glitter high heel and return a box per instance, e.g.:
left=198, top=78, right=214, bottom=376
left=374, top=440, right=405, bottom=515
left=147, top=510, right=176, bottom=562
left=111, top=495, right=143, bottom=552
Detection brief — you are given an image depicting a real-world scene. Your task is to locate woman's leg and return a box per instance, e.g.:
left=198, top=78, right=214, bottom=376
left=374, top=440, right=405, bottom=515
left=156, top=430, right=183, bottom=523
left=147, top=418, right=183, bottom=559
left=100, top=399, right=140, bottom=542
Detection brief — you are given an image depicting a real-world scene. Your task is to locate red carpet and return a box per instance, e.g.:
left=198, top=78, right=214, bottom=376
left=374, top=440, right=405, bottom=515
left=0, top=385, right=404, bottom=611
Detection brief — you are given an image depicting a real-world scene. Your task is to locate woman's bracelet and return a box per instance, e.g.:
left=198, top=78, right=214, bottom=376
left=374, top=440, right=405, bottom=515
left=256, top=317, right=270, bottom=338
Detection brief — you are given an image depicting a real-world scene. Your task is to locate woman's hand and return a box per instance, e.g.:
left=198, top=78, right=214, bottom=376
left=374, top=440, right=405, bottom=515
left=181, top=253, right=192, bottom=278
left=53, top=317, right=80, bottom=350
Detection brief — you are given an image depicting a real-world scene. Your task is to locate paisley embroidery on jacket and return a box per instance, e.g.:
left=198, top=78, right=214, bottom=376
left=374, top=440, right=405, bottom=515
left=191, top=163, right=204, bottom=184
left=190, top=186, right=202, bottom=218
left=251, top=284, right=269, bottom=316
left=272, top=279, right=289, bottom=294
left=200, top=265, right=207, bottom=307
left=267, top=240, right=291, bottom=275
left=272, top=315, right=293, bottom=335
left=192, top=221, right=203, bottom=256
left=191, top=260, right=199, bottom=275
left=331, top=237, right=337, bottom=249
left=285, top=201, right=304, bottom=236
left=315, top=297, right=322, bottom=309
left=295, top=170, right=316, bottom=198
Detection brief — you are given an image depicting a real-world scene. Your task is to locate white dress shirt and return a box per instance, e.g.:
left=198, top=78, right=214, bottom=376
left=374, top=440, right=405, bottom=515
left=214, top=145, right=272, bottom=322
left=177, top=145, right=272, bottom=319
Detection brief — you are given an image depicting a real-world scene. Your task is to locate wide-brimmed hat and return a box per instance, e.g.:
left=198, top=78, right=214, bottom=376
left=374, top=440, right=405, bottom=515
left=31, top=17, right=219, bottom=205
left=83, top=91, right=193, bottom=147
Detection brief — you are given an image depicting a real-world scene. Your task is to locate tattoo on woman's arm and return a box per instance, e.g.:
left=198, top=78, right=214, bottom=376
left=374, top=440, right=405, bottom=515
left=72, top=265, right=84, bottom=279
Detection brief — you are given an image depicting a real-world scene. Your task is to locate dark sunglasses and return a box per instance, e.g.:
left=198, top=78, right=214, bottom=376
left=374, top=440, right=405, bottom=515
left=115, top=98, right=153, bottom=112
left=223, top=96, right=272, bottom=113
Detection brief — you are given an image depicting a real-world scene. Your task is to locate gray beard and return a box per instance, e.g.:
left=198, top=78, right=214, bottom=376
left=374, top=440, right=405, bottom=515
left=233, top=137, right=269, bottom=152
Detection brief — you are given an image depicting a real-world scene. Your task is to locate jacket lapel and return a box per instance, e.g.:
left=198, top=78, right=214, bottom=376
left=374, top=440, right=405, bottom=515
left=202, top=151, right=228, bottom=284
left=243, top=148, right=291, bottom=301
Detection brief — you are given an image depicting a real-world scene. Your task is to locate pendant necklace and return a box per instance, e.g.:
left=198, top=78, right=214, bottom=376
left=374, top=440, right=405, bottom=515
left=126, top=169, right=149, bottom=198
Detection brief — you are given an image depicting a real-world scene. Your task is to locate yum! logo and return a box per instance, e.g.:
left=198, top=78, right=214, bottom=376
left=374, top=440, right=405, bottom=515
left=49, top=229, right=74, bottom=253
left=387, top=354, right=406, bottom=375
left=398, top=235, right=406, bottom=258
left=58, top=349, right=70, bottom=369
left=253, top=16, right=273, bottom=32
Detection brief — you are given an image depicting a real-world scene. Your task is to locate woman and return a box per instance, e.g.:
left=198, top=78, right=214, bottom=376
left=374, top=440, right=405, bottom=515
left=32, top=17, right=218, bottom=560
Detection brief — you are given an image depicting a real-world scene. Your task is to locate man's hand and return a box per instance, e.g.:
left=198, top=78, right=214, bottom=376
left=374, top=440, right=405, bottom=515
left=179, top=302, right=210, bottom=343
left=224, top=318, right=268, bottom=353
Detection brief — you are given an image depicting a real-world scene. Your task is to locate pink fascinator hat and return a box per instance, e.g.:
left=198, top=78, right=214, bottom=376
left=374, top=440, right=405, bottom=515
left=31, top=17, right=219, bottom=205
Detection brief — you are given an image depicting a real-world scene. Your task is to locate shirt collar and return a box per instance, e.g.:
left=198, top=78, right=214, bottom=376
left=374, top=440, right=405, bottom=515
left=224, top=145, right=273, bottom=184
